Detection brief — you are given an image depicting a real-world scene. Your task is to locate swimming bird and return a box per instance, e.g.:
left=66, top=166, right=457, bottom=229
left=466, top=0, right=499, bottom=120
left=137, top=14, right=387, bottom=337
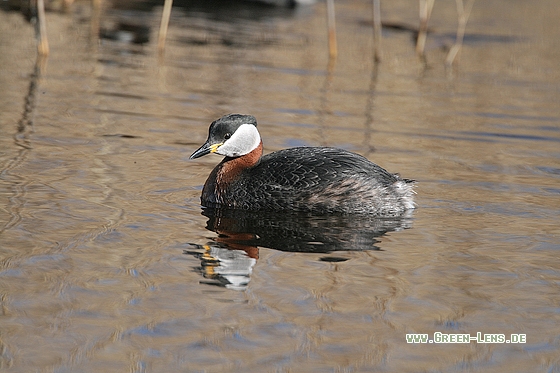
left=190, top=114, right=415, bottom=216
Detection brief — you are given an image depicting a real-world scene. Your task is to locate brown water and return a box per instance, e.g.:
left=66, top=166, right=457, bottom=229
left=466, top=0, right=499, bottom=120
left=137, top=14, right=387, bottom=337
left=1, top=0, right=559, bottom=372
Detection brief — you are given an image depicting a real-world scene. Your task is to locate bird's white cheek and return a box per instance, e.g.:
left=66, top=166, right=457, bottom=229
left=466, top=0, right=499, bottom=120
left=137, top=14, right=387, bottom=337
left=217, top=124, right=261, bottom=157
left=217, top=143, right=242, bottom=157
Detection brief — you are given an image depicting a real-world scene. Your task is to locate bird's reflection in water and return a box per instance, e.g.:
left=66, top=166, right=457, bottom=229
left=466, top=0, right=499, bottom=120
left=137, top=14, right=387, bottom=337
left=185, top=208, right=414, bottom=290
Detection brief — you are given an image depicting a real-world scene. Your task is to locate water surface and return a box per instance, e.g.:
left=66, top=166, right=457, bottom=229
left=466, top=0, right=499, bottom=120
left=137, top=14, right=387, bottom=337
left=0, top=0, right=559, bottom=372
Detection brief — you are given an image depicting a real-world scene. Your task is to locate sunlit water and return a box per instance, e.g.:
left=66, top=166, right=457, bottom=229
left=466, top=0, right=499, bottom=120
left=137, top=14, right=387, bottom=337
left=1, top=0, right=559, bottom=372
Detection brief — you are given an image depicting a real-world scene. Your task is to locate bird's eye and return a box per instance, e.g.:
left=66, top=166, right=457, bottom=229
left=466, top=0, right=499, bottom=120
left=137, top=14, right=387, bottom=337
left=224, top=133, right=231, bottom=140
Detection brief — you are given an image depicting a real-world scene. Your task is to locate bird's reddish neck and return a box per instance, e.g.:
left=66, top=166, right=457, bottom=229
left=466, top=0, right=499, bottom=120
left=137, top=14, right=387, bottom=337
left=219, top=140, right=263, bottom=179
left=202, top=141, right=263, bottom=205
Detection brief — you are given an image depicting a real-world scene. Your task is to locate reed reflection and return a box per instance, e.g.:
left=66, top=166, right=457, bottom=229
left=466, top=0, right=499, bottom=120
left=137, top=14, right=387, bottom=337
left=185, top=208, right=414, bottom=290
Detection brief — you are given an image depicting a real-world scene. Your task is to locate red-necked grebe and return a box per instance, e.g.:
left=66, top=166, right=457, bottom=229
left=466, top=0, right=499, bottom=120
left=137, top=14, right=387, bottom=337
left=190, top=114, right=415, bottom=216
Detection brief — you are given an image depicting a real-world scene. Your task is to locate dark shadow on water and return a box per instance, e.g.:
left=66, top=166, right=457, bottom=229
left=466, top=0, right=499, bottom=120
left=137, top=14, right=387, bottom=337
left=97, top=0, right=314, bottom=59
left=201, top=207, right=413, bottom=253
left=184, top=207, right=414, bottom=290
left=110, top=0, right=305, bottom=20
